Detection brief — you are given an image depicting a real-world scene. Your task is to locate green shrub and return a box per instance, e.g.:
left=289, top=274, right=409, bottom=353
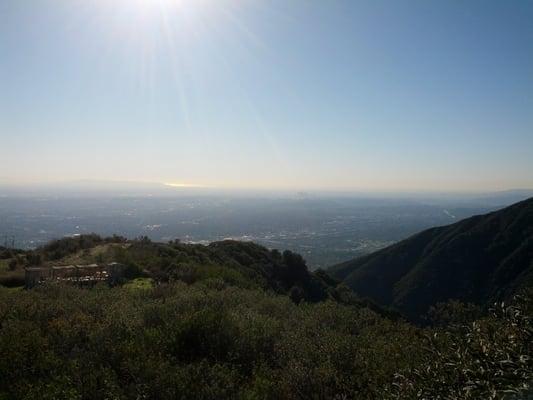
left=0, top=270, right=25, bottom=287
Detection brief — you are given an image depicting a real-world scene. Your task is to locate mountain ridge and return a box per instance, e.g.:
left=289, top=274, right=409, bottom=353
left=329, top=197, right=533, bottom=319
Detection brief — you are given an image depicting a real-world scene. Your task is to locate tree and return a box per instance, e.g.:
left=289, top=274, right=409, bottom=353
left=282, top=250, right=308, bottom=283
left=289, top=285, right=305, bottom=304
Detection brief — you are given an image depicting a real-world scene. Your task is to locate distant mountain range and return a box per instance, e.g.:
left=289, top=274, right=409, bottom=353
left=1, top=181, right=532, bottom=202
left=329, top=197, right=533, bottom=319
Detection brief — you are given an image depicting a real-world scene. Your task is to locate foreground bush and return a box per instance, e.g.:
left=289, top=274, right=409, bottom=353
left=0, top=270, right=25, bottom=287
left=387, top=294, right=533, bottom=399
left=0, top=283, right=531, bottom=399
left=0, top=283, right=422, bottom=399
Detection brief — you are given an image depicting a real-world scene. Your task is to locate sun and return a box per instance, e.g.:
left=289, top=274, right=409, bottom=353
left=102, top=0, right=190, bottom=21
left=132, top=0, right=187, bottom=12
left=99, top=0, right=204, bottom=41
left=137, top=0, right=178, bottom=6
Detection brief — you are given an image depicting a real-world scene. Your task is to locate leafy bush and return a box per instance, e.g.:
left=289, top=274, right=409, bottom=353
left=0, top=270, right=25, bottom=287
left=386, top=294, right=533, bottom=399
left=0, top=283, right=532, bottom=399
left=0, top=282, right=420, bottom=399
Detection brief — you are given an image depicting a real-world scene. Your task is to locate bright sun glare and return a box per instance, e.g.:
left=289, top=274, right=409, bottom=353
left=139, top=0, right=179, bottom=7
left=131, top=0, right=189, bottom=13
left=106, top=0, right=209, bottom=34
left=104, top=0, right=194, bottom=22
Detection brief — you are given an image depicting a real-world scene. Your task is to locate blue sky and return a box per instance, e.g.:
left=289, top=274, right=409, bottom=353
left=1, top=0, right=532, bottom=191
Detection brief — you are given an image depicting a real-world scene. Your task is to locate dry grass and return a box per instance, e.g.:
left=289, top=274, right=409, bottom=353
left=48, top=243, right=130, bottom=266
left=0, top=259, right=9, bottom=272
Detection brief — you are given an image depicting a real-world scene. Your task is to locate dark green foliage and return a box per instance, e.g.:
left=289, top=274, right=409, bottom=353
left=4, top=234, right=343, bottom=303
left=38, top=234, right=127, bottom=261
left=0, top=248, right=11, bottom=260
left=425, top=300, right=483, bottom=327
left=281, top=250, right=307, bottom=282
left=387, top=293, right=533, bottom=399
left=0, top=270, right=25, bottom=287
left=107, top=239, right=343, bottom=304
left=8, top=259, right=18, bottom=271
left=0, top=248, right=26, bottom=260
left=0, top=283, right=422, bottom=400
left=288, top=285, right=304, bottom=304
left=1, top=230, right=533, bottom=399
left=41, top=233, right=105, bottom=260
left=2, top=283, right=531, bottom=399
left=329, top=197, right=533, bottom=320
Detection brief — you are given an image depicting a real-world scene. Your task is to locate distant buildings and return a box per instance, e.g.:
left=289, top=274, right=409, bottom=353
left=25, top=263, right=126, bottom=288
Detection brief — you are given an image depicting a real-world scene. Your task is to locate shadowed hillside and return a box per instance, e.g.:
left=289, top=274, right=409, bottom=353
left=329, top=197, right=533, bottom=319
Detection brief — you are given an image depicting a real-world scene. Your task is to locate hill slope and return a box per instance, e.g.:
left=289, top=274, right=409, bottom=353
left=329, top=197, right=533, bottom=319
left=1, top=233, right=359, bottom=305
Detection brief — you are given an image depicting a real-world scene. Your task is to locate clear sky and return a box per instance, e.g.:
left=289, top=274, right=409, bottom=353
left=1, top=0, right=532, bottom=191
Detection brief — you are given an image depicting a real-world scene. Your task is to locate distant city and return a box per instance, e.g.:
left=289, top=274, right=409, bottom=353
left=2, top=189, right=530, bottom=268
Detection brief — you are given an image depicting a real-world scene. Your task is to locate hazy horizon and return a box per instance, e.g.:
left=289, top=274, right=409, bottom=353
left=2, top=1, right=533, bottom=190
left=1, top=179, right=533, bottom=194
